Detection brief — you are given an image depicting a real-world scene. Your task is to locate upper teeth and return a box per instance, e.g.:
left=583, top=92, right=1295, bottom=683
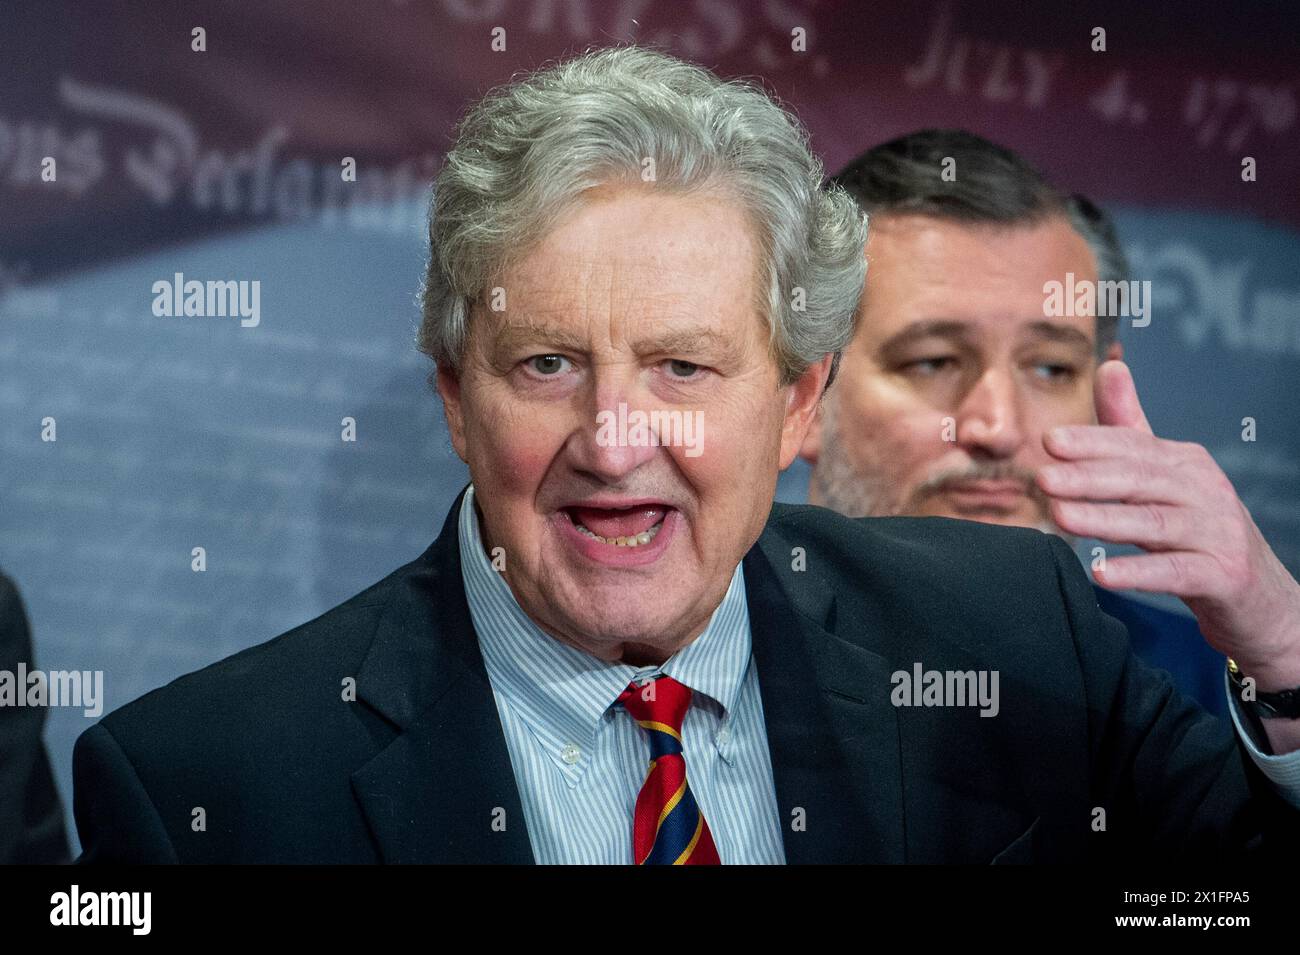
left=573, top=517, right=664, bottom=547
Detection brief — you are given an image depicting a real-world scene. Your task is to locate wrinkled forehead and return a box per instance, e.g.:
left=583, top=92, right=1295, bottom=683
left=469, top=187, right=770, bottom=355
left=859, top=213, right=1099, bottom=348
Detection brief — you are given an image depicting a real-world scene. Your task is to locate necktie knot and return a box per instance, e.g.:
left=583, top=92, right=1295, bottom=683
left=617, top=673, right=692, bottom=733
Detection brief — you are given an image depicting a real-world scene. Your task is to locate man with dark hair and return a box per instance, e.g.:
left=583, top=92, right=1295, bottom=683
left=804, top=128, right=1300, bottom=720
left=827, top=129, right=1127, bottom=360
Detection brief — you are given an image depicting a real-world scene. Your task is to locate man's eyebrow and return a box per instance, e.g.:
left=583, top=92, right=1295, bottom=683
left=491, top=322, right=740, bottom=358
left=632, top=328, right=737, bottom=357
left=879, top=320, right=976, bottom=350
left=1021, top=321, right=1094, bottom=350
left=878, top=319, right=1095, bottom=352
left=492, top=322, right=591, bottom=353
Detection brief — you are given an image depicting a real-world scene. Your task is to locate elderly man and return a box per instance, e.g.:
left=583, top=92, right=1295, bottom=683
left=802, top=129, right=1300, bottom=721
left=75, top=47, right=1300, bottom=864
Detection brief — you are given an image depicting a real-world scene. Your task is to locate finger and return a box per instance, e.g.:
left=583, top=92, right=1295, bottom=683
left=1093, top=551, right=1218, bottom=598
left=1036, top=458, right=1188, bottom=505
left=1043, top=423, right=1164, bottom=462
left=1094, top=360, right=1153, bottom=435
left=1050, top=499, right=1194, bottom=550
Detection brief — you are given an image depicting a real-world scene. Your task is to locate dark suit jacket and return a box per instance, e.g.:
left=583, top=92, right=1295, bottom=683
left=1096, top=586, right=1228, bottom=719
left=73, top=491, right=1300, bottom=863
left=0, top=571, right=70, bottom=864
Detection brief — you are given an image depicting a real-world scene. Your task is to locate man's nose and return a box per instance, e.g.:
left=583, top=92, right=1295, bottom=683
left=954, top=366, right=1026, bottom=458
left=566, top=374, right=662, bottom=482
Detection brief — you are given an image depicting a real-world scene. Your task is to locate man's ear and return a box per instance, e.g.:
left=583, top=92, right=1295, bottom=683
left=435, top=361, right=469, bottom=462
left=798, top=396, right=825, bottom=466
left=780, top=353, right=834, bottom=470
left=1105, top=340, right=1123, bottom=363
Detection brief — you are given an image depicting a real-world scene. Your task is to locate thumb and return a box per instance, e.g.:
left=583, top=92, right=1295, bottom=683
left=1095, top=360, right=1152, bottom=433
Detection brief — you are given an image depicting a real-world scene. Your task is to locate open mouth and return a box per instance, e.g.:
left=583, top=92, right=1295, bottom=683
left=561, top=504, right=670, bottom=548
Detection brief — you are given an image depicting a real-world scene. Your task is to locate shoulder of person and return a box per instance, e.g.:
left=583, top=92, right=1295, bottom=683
left=756, top=502, right=1107, bottom=666
left=761, top=500, right=1067, bottom=586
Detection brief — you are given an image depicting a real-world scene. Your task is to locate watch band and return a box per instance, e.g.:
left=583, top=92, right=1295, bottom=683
left=1228, top=658, right=1300, bottom=719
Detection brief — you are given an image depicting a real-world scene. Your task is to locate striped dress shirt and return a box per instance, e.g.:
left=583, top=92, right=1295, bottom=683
left=457, top=484, right=787, bottom=864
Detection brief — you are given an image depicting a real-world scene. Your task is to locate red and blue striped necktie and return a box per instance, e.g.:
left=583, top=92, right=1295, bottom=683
left=617, top=674, right=722, bottom=865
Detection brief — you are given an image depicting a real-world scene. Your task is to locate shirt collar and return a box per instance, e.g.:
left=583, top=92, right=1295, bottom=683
left=457, top=484, right=752, bottom=773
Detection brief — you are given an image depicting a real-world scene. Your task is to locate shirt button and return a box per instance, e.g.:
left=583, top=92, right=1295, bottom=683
left=560, top=744, right=581, bottom=765
left=717, top=726, right=731, bottom=745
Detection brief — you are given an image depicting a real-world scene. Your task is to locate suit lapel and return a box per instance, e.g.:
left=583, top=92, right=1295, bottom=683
left=350, top=487, right=534, bottom=864
left=744, top=540, right=906, bottom=864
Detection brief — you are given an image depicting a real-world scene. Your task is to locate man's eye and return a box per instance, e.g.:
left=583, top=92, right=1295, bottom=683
left=665, top=359, right=701, bottom=379
left=526, top=355, right=570, bottom=376
left=1032, top=363, right=1076, bottom=381
left=902, top=357, right=955, bottom=376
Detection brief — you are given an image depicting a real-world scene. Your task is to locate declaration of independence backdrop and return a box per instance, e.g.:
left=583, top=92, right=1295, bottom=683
left=2, top=0, right=1298, bottom=850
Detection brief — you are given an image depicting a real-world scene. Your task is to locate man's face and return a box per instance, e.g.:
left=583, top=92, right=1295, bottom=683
left=803, top=213, right=1108, bottom=530
left=438, top=185, right=827, bottom=664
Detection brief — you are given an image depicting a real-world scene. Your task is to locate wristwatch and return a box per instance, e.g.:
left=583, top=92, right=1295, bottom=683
left=1228, top=658, right=1300, bottom=719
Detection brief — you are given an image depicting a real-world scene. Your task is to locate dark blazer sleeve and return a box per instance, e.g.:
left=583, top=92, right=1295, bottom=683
left=1044, top=533, right=1300, bottom=858
left=73, top=722, right=179, bottom=863
left=0, top=572, right=70, bottom=864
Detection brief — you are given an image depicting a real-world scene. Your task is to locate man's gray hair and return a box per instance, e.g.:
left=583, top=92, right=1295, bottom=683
left=419, top=45, right=868, bottom=388
left=827, top=129, right=1128, bottom=360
